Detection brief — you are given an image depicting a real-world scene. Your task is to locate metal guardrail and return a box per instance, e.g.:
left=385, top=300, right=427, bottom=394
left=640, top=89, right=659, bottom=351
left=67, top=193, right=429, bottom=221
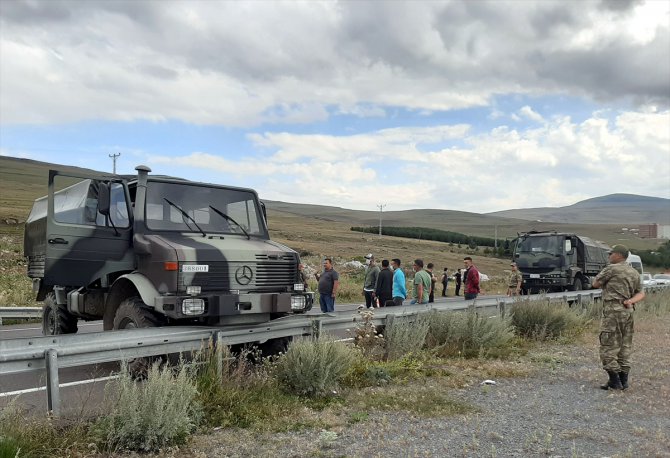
left=0, top=307, right=42, bottom=325
left=2, top=285, right=668, bottom=415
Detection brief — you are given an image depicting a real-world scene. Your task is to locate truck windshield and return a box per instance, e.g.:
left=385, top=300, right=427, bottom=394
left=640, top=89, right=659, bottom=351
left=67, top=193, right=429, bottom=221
left=515, top=235, right=563, bottom=268
left=145, top=181, right=267, bottom=237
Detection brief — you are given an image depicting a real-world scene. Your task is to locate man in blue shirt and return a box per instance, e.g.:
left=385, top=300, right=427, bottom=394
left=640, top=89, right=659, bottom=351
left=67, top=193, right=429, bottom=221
left=390, top=258, right=406, bottom=306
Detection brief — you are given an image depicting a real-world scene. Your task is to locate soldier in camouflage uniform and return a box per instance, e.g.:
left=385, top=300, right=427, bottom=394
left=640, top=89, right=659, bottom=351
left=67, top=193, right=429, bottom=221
left=592, top=244, right=645, bottom=391
left=507, top=262, right=523, bottom=296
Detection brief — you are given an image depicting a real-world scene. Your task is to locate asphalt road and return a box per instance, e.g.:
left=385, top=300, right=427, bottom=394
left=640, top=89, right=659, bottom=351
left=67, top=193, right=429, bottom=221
left=0, top=294, right=500, bottom=416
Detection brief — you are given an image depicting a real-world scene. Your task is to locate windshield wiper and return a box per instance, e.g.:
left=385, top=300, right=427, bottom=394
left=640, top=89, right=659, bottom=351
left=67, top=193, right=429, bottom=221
left=163, top=198, right=207, bottom=238
left=209, top=205, right=250, bottom=240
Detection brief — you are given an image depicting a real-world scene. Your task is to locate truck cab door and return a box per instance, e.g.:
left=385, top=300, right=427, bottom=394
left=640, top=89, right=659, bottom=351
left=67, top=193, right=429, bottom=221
left=45, top=170, right=134, bottom=288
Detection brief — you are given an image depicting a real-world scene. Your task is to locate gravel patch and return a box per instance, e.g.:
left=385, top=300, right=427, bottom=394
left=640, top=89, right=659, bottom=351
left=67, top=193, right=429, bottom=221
left=183, top=317, right=670, bottom=458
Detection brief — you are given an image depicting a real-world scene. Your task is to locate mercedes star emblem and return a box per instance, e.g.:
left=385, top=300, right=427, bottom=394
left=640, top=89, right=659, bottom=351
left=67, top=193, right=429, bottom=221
left=235, top=265, right=253, bottom=285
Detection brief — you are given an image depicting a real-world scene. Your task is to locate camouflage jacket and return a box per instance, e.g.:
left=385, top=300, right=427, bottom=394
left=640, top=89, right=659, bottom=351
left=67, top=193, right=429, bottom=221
left=507, top=270, right=523, bottom=288
left=595, top=262, right=641, bottom=311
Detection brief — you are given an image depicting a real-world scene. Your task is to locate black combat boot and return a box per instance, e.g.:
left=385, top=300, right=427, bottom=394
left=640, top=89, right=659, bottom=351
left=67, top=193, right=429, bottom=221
left=600, top=370, right=623, bottom=390
left=618, top=371, right=629, bottom=390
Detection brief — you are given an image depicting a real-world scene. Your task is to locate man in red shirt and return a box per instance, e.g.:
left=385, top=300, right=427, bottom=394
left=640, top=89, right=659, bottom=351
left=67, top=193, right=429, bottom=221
left=463, top=257, right=480, bottom=300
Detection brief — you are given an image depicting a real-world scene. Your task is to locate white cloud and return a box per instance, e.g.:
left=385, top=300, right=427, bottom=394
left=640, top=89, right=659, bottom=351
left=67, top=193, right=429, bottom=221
left=1, top=1, right=668, bottom=125
left=146, top=109, right=670, bottom=212
left=519, top=106, right=544, bottom=122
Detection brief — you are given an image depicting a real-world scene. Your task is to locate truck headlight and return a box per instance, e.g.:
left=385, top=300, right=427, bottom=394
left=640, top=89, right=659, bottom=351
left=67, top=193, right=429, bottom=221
left=182, top=298, right=205, bottom=315
left=291, top=295, right=306, bottom=311
left=293, top=283, right=305, bottom=292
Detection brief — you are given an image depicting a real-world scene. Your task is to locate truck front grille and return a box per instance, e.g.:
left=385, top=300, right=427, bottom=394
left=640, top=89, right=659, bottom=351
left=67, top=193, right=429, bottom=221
left=178, top=259, right=297, bottom=292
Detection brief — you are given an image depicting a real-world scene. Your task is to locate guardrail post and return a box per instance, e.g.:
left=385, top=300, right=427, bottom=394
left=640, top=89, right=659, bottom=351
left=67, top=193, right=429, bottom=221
left=498, top=300, right=506, bottom=318
left=45, top=349, right=60, bottom=416
left=386, top=313, right=395, bottom=329
left=215, top=331, right=224, bottom=380
left=312, top=319, right=322, bottom=339
left=562, top=294, right=568, bottom=304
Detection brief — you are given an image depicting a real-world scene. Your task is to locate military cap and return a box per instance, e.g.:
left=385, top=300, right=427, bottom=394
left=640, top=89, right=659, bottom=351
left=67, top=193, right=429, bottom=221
left=609, top=244, right=629, bottom=257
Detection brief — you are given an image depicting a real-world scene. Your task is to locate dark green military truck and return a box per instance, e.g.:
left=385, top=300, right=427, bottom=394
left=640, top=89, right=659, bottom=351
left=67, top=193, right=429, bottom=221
left=24, top=166, right=312, bottom=336
left=513, top=231, right=610, bottom=294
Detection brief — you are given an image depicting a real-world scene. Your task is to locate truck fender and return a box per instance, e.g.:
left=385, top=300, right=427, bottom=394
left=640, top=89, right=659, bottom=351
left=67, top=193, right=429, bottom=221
left=103, top=273, right=159, bottom=330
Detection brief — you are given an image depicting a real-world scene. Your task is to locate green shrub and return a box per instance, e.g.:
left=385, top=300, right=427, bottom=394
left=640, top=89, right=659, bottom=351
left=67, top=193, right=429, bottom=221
left=274, top=337, right=356, bottom=397
left=511, top=299, right=590, bottom=341
left=384, top=313, right=431, bottom=361
left=426, top=305, right=515, bottom=357
left=94, top=362, right=201, bottom=452
left=0, top=400, right=91, bottom=458
left=639, top=289, right=670, bottom=316
left=352, top=309, right=386, bottom=360
left=193, top=344, right=307, bottom=431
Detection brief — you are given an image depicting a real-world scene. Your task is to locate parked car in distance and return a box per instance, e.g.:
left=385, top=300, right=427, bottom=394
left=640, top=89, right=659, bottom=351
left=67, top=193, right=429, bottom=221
left=642, top=273, right=657, bottom=287
left=652, top=274, right=670, bottom=285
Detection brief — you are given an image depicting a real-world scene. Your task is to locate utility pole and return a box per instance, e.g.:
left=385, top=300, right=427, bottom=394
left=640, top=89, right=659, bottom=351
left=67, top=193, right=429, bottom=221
left=377, top=204, right=387, bottom=238
left=109, top=153, right=121, bottom=174
left=495, top=225, right=498, bottom=250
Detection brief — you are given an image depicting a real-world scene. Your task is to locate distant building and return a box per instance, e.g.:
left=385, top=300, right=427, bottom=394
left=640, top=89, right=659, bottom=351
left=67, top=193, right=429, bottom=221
left=639, top=223, right=670, bottom=239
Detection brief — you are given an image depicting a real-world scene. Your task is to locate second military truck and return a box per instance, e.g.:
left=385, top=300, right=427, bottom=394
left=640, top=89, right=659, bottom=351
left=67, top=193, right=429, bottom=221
left=24, top=166, right=312, bottom=336
left=513, top=231, right=610, bottom=294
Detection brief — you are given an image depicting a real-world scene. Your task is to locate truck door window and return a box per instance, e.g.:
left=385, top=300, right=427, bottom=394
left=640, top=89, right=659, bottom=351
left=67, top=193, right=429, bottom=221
left=53, top=177, right=129, bottom=229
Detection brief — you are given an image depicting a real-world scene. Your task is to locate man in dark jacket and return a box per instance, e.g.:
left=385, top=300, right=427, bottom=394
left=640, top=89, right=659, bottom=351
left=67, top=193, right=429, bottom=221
left=375, top=259, right=394, bottom=307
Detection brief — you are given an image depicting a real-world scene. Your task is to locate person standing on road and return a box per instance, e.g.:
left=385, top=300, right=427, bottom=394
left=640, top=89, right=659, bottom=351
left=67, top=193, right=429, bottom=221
left=441, top=268, right=449, bottom=297
left=411, top=259, right=431, bottom=305
left=463, top=257, right=480, bottom=300
left=426, top=263, right=437, bottom=303
left=391, top=258, right=406, bottom=306
left=315, top=257, right=339, bottom=313
left=375, top=259, right=393, bottom=307
left=362, top=253, right=380, bottom=309
left=453, top=268, right=462, bottom=296
left=506, top=262, right=523, bottom=297
left=592, top=244, right=645, bottom=391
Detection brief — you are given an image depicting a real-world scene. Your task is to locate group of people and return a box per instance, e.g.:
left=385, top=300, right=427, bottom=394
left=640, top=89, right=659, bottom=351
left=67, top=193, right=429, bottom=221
left=301, top=243, right=645, bottom=392
left=300, top=254, right=484, bottom=313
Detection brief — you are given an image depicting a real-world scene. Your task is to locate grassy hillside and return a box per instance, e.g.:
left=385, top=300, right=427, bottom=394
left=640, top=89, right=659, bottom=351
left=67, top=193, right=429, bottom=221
left=0, top=155, right=664, bottom=253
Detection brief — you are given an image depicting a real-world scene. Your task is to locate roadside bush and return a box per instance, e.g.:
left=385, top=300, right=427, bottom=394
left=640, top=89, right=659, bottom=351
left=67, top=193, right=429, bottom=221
left=511, top=299, right=590, bottom=341
left=352, top=309, right=386, bottom=360
left=94, top=362, right=201, bottom=452
left=426, top=305, right=515, bottom=358
left=0, top=400, right=90, bottom=457
left=194, top=344, right=306, bottom=431
left=275, top=336, right=356, bottom=397
left=384, top=313, right=431, bottom=361
left=639, top=289, right=670, bottom=316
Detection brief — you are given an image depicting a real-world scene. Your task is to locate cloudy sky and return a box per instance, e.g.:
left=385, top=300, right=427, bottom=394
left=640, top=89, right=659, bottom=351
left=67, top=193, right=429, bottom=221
left=1, top=0, right=669, bottom=213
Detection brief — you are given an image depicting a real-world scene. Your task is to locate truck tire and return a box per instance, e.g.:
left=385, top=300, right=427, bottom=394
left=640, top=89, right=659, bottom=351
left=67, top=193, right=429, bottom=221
left=42, top=292, right=78, bottom=335
left=113, top=296, right=165, bottom=377
left=572, top=278, right=583, bottom=292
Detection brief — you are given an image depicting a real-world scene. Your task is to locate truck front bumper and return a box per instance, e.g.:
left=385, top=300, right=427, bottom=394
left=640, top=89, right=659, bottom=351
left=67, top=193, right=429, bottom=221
left=153, top=291, right=313, bottom=320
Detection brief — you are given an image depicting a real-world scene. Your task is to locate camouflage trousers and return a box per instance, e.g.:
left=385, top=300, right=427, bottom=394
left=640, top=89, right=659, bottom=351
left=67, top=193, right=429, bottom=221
left=599, top=307, right=634, bottom=373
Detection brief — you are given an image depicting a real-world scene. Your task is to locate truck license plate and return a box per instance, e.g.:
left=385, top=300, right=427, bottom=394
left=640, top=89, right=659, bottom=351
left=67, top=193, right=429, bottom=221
left=182, top=265, right=209, bottom=273
left=530, top=274, right=540, bottom=279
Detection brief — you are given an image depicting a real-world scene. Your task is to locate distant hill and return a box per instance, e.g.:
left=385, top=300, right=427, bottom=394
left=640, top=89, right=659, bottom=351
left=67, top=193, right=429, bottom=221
left=487, top=194, right=670, bottom=224
left=0, top=155, right=665, bottom=249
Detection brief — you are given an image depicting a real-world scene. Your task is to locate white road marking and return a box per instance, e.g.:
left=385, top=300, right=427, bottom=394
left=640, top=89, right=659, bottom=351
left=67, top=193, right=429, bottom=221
left=0, top=375, right=119, bottom=398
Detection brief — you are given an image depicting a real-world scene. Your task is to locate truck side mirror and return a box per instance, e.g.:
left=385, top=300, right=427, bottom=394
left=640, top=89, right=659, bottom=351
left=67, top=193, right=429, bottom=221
left=260, top=201, right=267, bottom=222
left=98, top=183, right=111, bottom=216
left=565, top=239, right=573, bottom=254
